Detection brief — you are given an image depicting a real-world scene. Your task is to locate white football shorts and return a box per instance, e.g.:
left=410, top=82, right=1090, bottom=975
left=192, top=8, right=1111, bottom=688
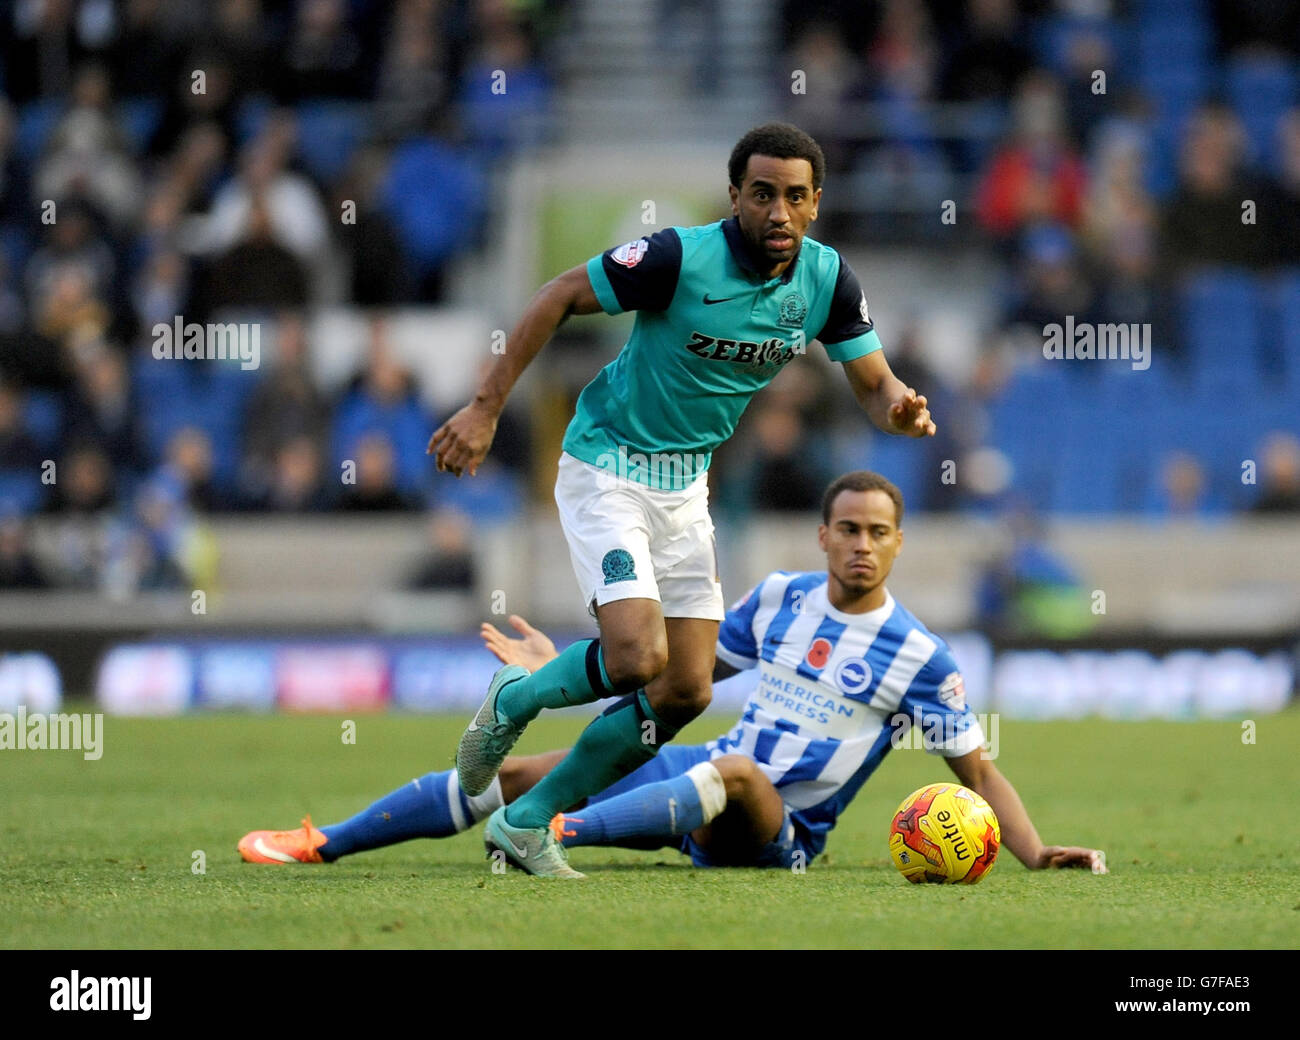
left=554, top=451, right=725, bottom=621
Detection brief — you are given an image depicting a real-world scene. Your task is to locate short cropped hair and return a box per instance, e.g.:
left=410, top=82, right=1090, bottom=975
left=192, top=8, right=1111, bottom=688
left=729, top=123, right=826, bottom=192
left=821, top=471, right=904, bottom=527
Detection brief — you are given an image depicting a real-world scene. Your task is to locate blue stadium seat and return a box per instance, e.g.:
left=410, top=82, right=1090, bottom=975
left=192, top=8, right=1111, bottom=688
left=1225, top=55, right=1297, bottom=172
left=295, top=101, right=366, bottom=182
left=0, top=470, right=45, bottom=514
left=988, top=366, right=1075, bottom=511
left=116, top=97, right=164, bottom=154
left=15, top=98, right=64, bottom=164
left=381, top=140, right=485, bottom=275
left=1271, top=269, right=1300, bottom=393
left=1178, top=269, right=1264, bottom=389
left=236, top=95, right=274, bottom=145
left=23, top=390, right=63, bottom=451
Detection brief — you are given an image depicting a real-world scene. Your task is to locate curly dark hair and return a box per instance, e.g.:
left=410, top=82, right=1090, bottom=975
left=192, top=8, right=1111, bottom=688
left=821, top=471, right=904, bottom=527
left=728, top=123, right=826, bottom=192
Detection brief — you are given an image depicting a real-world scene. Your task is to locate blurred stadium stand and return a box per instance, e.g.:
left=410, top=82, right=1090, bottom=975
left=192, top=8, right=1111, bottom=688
left=0, top=0, right=1296, bottom=708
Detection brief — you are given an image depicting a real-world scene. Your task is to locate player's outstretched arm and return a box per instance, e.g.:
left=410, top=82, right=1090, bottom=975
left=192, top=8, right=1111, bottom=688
left=841, top=350, right=936, bottom=437
left=946, top=750, right=1107, bottom=873
left=480, top=615, right=559, bottom=672
left=428, top=264, right=602, bottom=476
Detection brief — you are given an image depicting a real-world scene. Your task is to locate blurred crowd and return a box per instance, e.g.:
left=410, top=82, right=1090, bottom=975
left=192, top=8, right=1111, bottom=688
left=0, top=0, right=557, bottom=592
left=1, top=0, right=1299, bottom=602
left=714, top=0, right=1300, bottom=527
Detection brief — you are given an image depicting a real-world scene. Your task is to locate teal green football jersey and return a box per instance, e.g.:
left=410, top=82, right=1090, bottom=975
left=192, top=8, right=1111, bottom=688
left=563, top=218, right=882, bottom=490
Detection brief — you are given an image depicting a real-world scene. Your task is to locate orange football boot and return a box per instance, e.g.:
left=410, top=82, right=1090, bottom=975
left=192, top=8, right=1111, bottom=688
left=238, top=814, right=328, bottom=864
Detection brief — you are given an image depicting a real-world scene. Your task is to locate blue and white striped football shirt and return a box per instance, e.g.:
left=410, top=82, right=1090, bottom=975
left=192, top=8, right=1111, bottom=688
left=708, top=570, right=985, bottom=856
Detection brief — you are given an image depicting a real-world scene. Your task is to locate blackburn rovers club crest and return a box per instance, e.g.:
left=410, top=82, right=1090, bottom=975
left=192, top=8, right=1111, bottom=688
left=777, top=291, right=808, bottom=329
left=610, top=239, right=649, bottom=268
left=602, top=548, right=637, bottom=584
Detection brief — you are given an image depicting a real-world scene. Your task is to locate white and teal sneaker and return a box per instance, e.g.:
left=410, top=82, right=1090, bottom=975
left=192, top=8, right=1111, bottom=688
left=455, top=665, right=530, bottom=797
left=484, top=805, right=586, bottom=879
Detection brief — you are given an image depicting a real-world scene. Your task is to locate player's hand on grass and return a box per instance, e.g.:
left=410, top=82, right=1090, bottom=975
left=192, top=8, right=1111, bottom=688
left=888, top=387, right=936, bottom=437
left=1037, top=845, right=1108, bottom=874
left=428, top=402, right=497, bottom=477
left=480, top=614, right=558, bottom=672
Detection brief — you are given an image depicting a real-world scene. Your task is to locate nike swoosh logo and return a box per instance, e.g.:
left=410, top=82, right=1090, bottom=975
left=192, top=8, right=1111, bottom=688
left=253, top=838, right=296, bottom=863
left=507, top=838, right=529, bottom=859
left=702, top=294, right=738, bottom=305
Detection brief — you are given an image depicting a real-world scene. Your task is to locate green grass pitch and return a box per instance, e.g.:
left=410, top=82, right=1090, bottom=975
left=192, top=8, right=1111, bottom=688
left=3, top=709, right=1298, bottom=949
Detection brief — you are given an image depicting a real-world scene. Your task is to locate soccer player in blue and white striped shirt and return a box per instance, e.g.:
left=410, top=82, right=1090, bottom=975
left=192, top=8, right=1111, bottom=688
left=239, top=472, right=1104, bottom=873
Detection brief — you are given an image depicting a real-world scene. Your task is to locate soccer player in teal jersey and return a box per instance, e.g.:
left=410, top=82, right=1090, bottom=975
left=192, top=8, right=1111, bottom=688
left=429, top=123, right=936, bottom=876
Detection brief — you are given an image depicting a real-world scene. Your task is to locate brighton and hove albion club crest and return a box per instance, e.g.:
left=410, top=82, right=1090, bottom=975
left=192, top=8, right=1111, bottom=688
left=610, top=239, right=649, bottom=268
left=777, top=291, right=808, bottom=329
left=834, top=657, right=873, bottom=696
left=602, top=548, right=637, bottom=585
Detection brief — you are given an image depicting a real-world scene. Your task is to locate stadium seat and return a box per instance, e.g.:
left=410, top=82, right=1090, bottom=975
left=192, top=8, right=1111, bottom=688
left=22, top=390, right=63, bottom=451
left=1271, top=269, right=1300, bottom=393
left=116, top=98, right=164, bottom=155
left=15, top=98, right=64, bottom=164
left=236, top=95, right=274, bottom=145
left=0, top=470, right=45, bottom=514
left=295, top=101, right=367, bottom=182
left=1178, top=269, right=1264, bottom=389
left=381, top=139, right=486, bottom=275
left=1225, top=55, right=1297, bottom=172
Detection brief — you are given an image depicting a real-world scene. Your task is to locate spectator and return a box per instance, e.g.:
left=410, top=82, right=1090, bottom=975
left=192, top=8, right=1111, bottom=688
left=1158, top=104, right=1270, bottom=274
left=274, top=0, right=370, bottom=102
left=241, top=313, right=331, bottom=501
left=163, top=425, right=229, bottom=513
left=201, top=193, right=310, bottom=310
left=1250, top=433, right=1300, bottom=514
left=34, top=62, right=143, bottom=229
left=976, top=72, right=1088, bottom=243
left=0, top=380, right=43, bottom=471
left=258, top=435, right=333, bottom=512
left=1148, top=451, right=1223, bottom=516
left=374, top=0, right=451, bottom=140
left=43, top=444, right=114, bottom=588
left=0, top=511, right=48, bottom=589
left=1084, top=126, right=1159, bottom=326
left=1271, top=109, right=1300, bottom=266
left=333, top=318, right=432, bottom=496
left=200, top=118, right=330, bottom=285
left=1001, top=223, right=1100, bottom=335
left=148, top=52, right=241, bottom=160
left=338, top=431, right=416, bottom=511
left=24, top=197, right=117, bottom=322
left=940, top=0, right=1033, bottom=103
left=331, top=147, right=410, bottom=305
left=406, top=509, right=476, bottom=590
left=975, top=505, right=1093, bottom=638
left=64, top=345, right=140, bottom=475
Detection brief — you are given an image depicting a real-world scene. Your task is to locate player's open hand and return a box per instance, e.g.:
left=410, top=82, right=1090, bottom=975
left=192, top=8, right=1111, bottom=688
left=888, top=387, right=936, bottom=437
left=1037, top=845, right=1108, bottom=874
left=480, top=615, right=558, bottom=672
left=427, top=402, right=498, bottom=477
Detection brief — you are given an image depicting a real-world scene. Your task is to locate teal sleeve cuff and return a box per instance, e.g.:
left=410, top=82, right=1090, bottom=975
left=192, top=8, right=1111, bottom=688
left=824, top=327, right=882, bottom=363
left=586, top=256, right=624, bottom=315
